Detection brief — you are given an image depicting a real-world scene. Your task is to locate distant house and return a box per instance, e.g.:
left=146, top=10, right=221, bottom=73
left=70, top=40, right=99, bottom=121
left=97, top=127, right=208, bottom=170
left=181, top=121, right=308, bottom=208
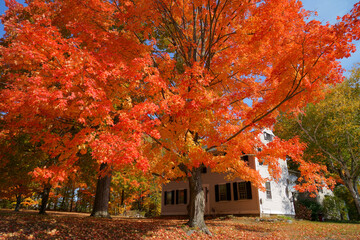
left=161, top=130, right=295, bottom=216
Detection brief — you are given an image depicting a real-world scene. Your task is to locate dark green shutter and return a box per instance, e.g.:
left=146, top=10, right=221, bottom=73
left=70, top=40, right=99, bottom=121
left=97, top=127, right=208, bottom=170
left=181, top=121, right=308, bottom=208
left=184, top=189, right=187, bottom=204
left=246, top=181, right=252, bottom=199
left=233, top=182, right=238, bottom=201
left=171, top=190, right=175, bottom=204
left=176, top=190, right=179, bottom=204
left=226, top=183, right=231, bottom=201
left=164, top=191, right=167, bottom=205
left=215, top=185, right=219, bottom=202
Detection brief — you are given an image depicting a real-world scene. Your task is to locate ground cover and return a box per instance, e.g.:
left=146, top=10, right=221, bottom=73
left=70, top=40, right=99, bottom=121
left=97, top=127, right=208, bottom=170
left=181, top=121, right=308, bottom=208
left=0, top=210, right=359, bottom=239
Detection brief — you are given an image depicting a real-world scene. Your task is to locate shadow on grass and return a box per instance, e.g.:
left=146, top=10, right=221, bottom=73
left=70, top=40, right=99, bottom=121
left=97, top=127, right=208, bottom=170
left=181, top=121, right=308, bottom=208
left=0, top=209, right=186, bottom=240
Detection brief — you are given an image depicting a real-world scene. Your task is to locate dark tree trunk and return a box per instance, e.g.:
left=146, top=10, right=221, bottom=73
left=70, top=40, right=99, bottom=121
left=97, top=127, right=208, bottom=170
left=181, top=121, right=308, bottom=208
left=53, top=197, right=58, bottom=210
left=39, top=185, right=51, bottom=214
left=14, top=194, right=21, bottom=212
left=91, top=163, right=112, bottom=218
left=187, top=167, right=211, bottom=235
left=120, top=189, right=125, bottom=205
left=69, top=188, right=76, bottom=212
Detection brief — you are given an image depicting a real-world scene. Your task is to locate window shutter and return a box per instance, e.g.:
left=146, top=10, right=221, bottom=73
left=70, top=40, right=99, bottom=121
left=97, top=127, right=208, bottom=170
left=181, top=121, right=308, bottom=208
left=164, top=191, right=167, bottom=205
left=176, top=190, right=179, bottom=204
left=171, top=190, right=175, bottom=205
left=233, top=182, right=238, bottom=201
left=184, top=189, right=187, bottom=204
left=215, top=185, right=219, bottom=202
left=226, top=183, right=231, bottom=201
left=246, top=181, right=252, bottom=199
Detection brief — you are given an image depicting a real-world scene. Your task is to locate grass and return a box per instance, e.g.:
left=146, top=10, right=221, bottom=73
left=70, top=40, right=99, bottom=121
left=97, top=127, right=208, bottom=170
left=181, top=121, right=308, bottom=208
left=0, top=209, right=359, bottom=239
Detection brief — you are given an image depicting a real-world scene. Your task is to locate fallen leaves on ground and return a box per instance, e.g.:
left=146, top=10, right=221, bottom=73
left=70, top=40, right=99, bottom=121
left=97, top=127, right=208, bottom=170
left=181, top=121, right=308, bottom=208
left=0, top=210, right=359, bottom=239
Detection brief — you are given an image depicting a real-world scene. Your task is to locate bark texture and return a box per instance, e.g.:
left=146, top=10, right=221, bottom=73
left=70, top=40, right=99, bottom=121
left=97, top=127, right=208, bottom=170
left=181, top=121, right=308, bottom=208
left=187, top=167, right=211, bottom=235
left=14, top=194, right=21, bottom=212
left=91, top=163, right=112, bottom=218
left=39, top=185, right=51, bottom=214
left=345, top=179, right=360, bottom=216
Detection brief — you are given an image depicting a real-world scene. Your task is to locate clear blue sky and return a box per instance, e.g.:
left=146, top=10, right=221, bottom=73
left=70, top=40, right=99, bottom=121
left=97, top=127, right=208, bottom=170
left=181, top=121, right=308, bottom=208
left=0, top=0, right=359, bottom=75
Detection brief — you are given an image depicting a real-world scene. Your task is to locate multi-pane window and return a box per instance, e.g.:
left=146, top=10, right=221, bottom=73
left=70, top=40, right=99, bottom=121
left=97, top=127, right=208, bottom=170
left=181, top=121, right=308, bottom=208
left=264, top=132, right=273, bottom=141
left=215, top=183, right=231, bottom=202
left=164, top=190, right=174, bottom=205
left=176, top=189, right=187, bottom=204
left=219, top=184, right=227, bottom=201
left=285, top=179, right=290, bottom=198
left=238, top=182, right=247, bottom=199
left=265, top=182, right=272, bottom=199
left=233, top=181, right=252, bottom=200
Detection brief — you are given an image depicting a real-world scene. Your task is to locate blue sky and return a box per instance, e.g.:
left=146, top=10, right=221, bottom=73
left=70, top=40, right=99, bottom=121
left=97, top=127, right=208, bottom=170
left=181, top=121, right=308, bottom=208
left=0, top=0, right=359, bottom=75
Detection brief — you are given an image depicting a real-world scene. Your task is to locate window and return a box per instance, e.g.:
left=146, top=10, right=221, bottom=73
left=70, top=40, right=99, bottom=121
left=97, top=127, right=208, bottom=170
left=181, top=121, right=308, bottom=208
left=265, top=182, right=272, bottom=199
left=264, top=132, right=273, bottom=141
left=259, top=159, right=264, bottom=165
left=241, top=155, right=249, bottom=162
left=285, top=179, right=290, bottom=198
left=201, top=166, right=207, bottom=173
left=215, top=183, right=231, bottom=202
left=176, top=189, right=187, bottom=204
left=164, top=190, right=175, bottom=205
left=233, top=181, right=252, bottom=200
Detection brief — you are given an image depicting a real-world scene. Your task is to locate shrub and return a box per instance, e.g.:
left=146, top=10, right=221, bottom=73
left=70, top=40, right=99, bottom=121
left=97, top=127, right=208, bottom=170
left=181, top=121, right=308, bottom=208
left=294, top=202, right=312, bottom=220
left=297, top=199, right=323, bottom=221
left=334, top=185, right=360, bottom=220
left=323, top=195, right=349, bottom=221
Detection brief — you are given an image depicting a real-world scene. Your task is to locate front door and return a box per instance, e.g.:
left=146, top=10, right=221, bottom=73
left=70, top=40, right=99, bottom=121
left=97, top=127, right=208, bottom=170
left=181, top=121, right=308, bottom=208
left=202, top=184, right=210, bottom=215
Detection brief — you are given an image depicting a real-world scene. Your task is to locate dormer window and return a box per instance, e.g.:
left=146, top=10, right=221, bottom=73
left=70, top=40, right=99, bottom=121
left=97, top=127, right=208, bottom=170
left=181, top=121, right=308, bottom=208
left=264, top=132, right=273, bottom=141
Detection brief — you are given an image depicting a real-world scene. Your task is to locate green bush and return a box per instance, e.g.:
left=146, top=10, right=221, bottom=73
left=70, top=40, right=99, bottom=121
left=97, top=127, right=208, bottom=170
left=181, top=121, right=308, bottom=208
left=297, top=199, right=323, bottom=221
left=334, top=185, right=360, bottom=220
left=323, top=195, right=348, bottom=221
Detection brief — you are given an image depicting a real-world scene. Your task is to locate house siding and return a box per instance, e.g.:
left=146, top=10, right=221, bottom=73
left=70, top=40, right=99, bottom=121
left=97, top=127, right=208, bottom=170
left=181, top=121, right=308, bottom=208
left=256, top=157, right=295, bottom=216
left=161, top=156, right=261, bottom=216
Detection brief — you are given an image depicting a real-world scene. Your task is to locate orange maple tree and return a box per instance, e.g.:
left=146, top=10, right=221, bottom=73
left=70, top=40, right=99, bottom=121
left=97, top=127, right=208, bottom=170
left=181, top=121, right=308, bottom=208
left=1, top=0, right=360, bottom=233
left=143, top=0, right=360, bottom=233
left=0, top=0, right=160, bottom=217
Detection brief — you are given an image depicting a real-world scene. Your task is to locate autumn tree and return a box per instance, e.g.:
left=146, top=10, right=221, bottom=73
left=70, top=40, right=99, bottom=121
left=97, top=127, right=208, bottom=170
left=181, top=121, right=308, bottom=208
left=275, top=72, right=360, bottom=216
left=2, top=0, right=360, bottom=234
left=0, top=0, right=160, bottom=217
left=143, top=0, right=360, bottom=234
left=0, top=131, right=45, bottom=212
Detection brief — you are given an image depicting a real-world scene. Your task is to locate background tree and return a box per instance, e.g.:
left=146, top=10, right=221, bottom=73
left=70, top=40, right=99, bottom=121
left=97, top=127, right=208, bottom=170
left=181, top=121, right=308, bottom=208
left=0, top=133, right=44, bottom=212
left=275, top=71, right=360, bottom=216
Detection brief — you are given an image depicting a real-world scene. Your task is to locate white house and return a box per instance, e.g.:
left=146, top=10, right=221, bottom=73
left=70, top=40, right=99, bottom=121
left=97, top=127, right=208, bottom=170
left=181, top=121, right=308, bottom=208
left=161, top=129, right=296, bottom=217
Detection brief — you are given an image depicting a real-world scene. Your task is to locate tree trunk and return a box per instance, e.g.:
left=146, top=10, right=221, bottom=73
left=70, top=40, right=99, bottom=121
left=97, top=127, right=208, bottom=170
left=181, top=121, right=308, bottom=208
left=53, top=197, right=58, bottom=210
left=187, top=167, right=211, bottom=235
left=91, top=163, right=112, bottom=218
left=14, top=194, right=21, bottom=212
left=120, top=189, right=125, bottom=205
left=39, top=185, right=51, bottom=214
left=345, top=179, right=360, bottom=217
left=69, top=188, right=76, bottom=212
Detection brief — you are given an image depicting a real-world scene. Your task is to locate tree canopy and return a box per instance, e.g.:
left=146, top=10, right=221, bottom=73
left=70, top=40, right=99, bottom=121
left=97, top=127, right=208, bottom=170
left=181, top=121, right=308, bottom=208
left=275, top=69, right=360, bottom=216
left=1, top=0, right=360, bottom=234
